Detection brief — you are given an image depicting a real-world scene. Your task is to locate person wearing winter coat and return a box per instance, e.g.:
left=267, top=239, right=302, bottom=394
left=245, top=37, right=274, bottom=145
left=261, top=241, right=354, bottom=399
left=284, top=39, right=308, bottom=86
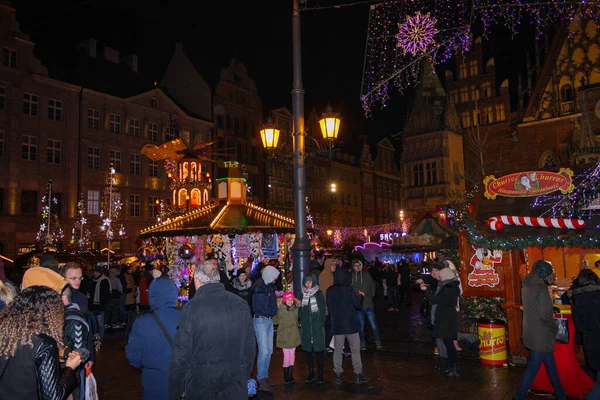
left=106, top=267, right=123, bottom=329
left=385, top=263, right=400, bottom=311
left=421, top=268, right=461, bottom=377
left=300, top=275, right=326, bottom=384
left=233, top=271, right=252, bottom=306
left=89, top=266, right=111, bottom=348
left=326, top=264, right=368, bottom=386
left=351, top=259, right=382, bottom=351
left=398, top=260, right=412, bottom=307
left=126, top=276, right=180, bottom=400
left=513, top=260, right=566, bottom=400
left=251, top=265, right=280, bottom=392
left=274, top=292, right=301, bottom=384
left=0, top=286, right=82, bottom=400
left=568, top=269, right=600, bottom=399
left=121, top=265, right=137, bottom=340
left=169, top=259, right=255, bottom=400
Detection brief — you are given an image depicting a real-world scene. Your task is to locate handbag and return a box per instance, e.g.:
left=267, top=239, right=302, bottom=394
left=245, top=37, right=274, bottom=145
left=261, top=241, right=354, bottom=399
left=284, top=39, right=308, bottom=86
left=554, top=315, right=569, bottom=344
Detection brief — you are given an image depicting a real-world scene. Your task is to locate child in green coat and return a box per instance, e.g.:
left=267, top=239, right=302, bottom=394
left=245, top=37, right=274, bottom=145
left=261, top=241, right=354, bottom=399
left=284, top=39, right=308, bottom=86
left=274, top=292, right=301, bottom=384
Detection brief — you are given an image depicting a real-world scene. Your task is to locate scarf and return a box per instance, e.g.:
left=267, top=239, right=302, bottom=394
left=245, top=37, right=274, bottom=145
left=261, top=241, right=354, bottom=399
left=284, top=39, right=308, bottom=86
left=93, top=276, right=111, bottom=305
left=301, top=284, right=320, bottom=313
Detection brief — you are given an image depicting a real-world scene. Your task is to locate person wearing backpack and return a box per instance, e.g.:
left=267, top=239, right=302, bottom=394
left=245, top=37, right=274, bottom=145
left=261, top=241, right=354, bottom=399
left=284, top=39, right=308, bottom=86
left=126, top=276, right=180, bottom=400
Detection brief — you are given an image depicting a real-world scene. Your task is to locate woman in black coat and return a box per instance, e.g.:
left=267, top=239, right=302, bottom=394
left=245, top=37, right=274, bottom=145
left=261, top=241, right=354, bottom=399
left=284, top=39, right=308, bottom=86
left=421, top=268, right=460, bottom=377
left=570, top=269, right=600, bottom=399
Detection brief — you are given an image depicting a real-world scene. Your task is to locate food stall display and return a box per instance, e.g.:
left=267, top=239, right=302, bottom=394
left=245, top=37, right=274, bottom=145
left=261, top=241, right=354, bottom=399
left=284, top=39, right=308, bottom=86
left=458, top=168, right=599, bottom=398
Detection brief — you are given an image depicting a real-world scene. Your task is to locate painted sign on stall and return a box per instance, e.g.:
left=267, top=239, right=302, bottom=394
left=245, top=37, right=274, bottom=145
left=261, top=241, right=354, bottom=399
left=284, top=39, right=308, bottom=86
left=468, top=245, right=503, bottom=288
left=483, top=168, right=574, bottom=199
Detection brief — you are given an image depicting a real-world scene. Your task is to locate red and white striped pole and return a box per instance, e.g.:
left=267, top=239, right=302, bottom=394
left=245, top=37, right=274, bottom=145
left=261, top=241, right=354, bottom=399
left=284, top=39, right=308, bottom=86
left=486, top=216, right=586, bottom=231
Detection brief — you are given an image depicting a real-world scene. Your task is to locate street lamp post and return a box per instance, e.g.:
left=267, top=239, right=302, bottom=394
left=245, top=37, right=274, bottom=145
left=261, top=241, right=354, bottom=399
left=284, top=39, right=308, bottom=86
left=291, top=0, right=309, bottom=298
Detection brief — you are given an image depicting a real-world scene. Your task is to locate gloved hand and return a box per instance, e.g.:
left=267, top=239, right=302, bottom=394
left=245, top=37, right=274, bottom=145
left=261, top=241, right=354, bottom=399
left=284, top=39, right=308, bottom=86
left=247, top=378, right=257, bottom=397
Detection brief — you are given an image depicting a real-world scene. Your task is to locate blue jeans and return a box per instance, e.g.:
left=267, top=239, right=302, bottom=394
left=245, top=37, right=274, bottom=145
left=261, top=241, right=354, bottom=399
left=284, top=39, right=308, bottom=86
left=357, top=307, right=380, bottom=342
left=588, top=370, right=600, bottom=400
left=514, top=350, right=566, bottom=400
left=253, top=317, right=274, bottom=381
left=90, top=311, right=105, bottom=342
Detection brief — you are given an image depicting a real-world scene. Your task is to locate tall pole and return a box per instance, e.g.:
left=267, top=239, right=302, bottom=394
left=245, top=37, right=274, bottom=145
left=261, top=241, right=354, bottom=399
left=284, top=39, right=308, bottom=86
left=291, top=0, right=310, bottom=299
left=47, top=180, right=52, bottom=245
left=107, top=165, right=114, bottom=268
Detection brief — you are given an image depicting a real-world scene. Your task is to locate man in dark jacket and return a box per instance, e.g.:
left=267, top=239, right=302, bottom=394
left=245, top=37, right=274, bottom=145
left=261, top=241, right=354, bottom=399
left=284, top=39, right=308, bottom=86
left=127, top=276, right=180, bottom=400
left=326, top=264, right=368, bottom=386
left=351, top=259, right=381, bottom=351
left=251, top=265, right=280, bottom=392
left=169, top=259, right=255, bottom=400
left=89, top=266, right=111, bottom=350
left=513, top=260, right=566, bottom=400
left=398, top=260, right=412, bottom=307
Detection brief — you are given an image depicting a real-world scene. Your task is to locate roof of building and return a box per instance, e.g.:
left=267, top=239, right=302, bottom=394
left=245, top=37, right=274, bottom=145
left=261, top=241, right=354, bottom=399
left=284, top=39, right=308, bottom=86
left=139, top=202, right=296, bottom=238
left=409, top=212, right=450, bottom=236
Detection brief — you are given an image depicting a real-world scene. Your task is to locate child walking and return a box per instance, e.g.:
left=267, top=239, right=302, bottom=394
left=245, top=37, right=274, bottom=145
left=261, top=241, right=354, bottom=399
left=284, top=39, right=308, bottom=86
left=274, top=291, right=301, bottom=384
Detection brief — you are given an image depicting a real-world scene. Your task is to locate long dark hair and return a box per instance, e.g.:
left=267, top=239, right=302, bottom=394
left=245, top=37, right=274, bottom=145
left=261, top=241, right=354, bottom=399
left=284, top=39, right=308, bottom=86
left=574, top=269, right=600, bottom=288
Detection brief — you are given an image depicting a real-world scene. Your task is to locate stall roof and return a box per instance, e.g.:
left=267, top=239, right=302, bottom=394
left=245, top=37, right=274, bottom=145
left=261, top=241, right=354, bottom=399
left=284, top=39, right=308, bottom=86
left=409, top=212, right=450, bottom=236
left=139, top=202, right=296, bottom=238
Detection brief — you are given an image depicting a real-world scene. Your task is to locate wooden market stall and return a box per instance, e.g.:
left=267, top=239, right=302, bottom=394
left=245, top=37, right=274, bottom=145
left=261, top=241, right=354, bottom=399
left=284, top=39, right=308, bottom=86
left=458, top=168, right=599, bottom=398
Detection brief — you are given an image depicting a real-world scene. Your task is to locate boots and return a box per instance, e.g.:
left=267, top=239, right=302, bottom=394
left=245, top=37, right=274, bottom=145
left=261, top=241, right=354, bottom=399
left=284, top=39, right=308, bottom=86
left=375, top=340, right=382, bottom=350
left=439, top=357, right=449, bottom=374
left=447, top=362, right=460, bottom=378
left=354, top=373, right=369, bottom=385
left=334, top=372, right=343, bottom=386
left=360, top=341, right=367, bottom=351
left=289, top=366, right=295, bottom=384
left=305, top=368, right=316, bottom=384
left=317, top=368, right=324, bottom=384
left=258, top=378, right=272, bottom=392
left=283, top=367, right=291, bottom=384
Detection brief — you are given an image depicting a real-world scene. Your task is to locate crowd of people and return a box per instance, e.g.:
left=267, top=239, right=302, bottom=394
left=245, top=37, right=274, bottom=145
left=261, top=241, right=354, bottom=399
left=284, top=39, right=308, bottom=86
left=0, top=252, right=598, bottom=399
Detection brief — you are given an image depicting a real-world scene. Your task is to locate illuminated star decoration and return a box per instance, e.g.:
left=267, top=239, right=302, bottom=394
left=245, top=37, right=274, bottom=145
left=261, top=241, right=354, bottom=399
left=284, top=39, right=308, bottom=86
left=396, top=11, right=439, bottom=57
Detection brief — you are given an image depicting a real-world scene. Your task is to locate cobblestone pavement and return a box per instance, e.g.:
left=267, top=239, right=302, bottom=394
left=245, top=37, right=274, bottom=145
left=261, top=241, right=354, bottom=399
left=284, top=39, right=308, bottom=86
left=93, top=292, right=568, bottom=399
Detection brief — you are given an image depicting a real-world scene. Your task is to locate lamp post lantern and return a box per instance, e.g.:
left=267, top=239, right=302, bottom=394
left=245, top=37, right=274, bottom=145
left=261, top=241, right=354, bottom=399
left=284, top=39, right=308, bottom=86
left=319, top=105, right=341, bottom=159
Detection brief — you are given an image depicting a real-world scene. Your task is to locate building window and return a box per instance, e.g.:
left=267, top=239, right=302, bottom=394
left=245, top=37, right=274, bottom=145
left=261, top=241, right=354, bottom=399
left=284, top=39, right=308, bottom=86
left=129, top=118, right=140, bottom=137
left=87, top=146, right=100, bottom=170
left=0, top=129, right=3, bottom=157
left=109, top=114, right=121, bottom=133
left=354, top=195, right=358, bottom=206
left=0, top=86, right=5, bottom=109
left=425, top=162, right=437, bottom=184
left=22, top=135, right=37, bottom=161
left=2, top=48, right=17, bottom=68
left=560, top=85, right=573, bottom=102
left=452, top=90, right=459, bottom=104
left=460, top=87, right=469, bottom=103
left=165, top=126, right=175, bottom=141
left=484, top=106, right=494, bottom=124
left=482, top=82, right=491, bottom=98
left=110, top=150, right=121, bottom=172
left=129, top=194, right=140, bottom=217
left=540, top=152, right=559, bottom=168
left=148, top=196, right=158, bottom=218
left=413, top=164, right=424, bottom=186
left=47, top=139, right=61, bottom=164
left=459, top=62, right=467, bottom=79
left=461, top=112, right=471, bottom=128
left=148, top=122, right=159, bottom=142
left=148, top=160, right=159, bottom=177
left=473, top=109, right=481, bottom=126
left=21, top=190, right=37, bottom=215
left=470, top=85, right=480, bottom=101
left=130, top=154, right=141, bottom=175
left=469, top=60, right=477, bottom=76
left=23, top=93, right=39, bottom=116
left=87, top=108, right=99, bottom=129
left=495, top=104, right=506, bottom=122
left=87, top=190, right=100, bottom=215
left=48, top=99, right=62, bottom=121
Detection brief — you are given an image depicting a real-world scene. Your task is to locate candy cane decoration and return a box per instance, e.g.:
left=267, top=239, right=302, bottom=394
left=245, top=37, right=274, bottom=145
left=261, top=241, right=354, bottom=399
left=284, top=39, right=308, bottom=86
left=486, top=216, right=586, bottom=231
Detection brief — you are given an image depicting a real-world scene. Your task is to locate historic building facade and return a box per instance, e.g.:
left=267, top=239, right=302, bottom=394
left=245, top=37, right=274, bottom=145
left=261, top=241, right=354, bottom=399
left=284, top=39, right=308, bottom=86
left=400, top=62, right=466, bottom=221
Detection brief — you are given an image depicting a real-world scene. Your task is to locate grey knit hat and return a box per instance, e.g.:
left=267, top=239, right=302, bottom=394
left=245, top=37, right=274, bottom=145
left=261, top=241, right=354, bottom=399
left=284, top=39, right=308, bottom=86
left=533, top=260, right=553, bottom=279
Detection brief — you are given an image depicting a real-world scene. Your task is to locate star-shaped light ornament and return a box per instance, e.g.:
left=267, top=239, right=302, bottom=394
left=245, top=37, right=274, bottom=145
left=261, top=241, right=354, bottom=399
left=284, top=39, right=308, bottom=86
left=396, top=11, right=439, bottom=57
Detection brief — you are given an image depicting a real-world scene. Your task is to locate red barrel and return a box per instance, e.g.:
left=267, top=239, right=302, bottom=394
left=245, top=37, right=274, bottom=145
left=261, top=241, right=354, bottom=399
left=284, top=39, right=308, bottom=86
left=477, top=318, right=507, bottom=366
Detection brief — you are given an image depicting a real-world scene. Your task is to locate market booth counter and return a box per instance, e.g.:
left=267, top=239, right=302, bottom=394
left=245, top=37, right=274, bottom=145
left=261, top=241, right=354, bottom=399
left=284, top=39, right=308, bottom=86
left=458, top=177, right=599, bottom=399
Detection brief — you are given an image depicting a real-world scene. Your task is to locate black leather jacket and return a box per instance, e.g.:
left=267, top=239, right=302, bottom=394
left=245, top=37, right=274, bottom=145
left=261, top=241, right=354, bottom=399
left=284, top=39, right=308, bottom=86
left=0, top=333, right=76, bottom=400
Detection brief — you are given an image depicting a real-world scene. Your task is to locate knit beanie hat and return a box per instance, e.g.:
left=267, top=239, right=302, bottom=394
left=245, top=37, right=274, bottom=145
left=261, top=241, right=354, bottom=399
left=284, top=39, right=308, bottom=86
left=303, top=274, right=314, bottom=285
left=430, top=262, right=445, bottom=271
left=261, top=265, right=280, bottom=285
left=533, top=260, right=553, bottom=279
left=439, top=268, right=456, bottom=281
left=283, top=292, right=294, bottom=302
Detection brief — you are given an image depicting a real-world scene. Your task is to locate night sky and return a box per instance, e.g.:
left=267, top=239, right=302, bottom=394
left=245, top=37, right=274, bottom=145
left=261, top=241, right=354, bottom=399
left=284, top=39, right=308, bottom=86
left=12, top=0, right=536, bottom=149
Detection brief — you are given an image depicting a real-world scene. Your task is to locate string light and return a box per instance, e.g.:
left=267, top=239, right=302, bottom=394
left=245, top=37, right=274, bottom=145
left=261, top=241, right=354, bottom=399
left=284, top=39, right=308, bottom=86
left=36, top=180, right=64, bottom=250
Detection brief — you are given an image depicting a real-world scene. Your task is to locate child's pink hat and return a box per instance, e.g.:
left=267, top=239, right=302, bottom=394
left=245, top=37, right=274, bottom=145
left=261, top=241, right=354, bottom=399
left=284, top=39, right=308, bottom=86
left=283, top=292, right=294, bottom=302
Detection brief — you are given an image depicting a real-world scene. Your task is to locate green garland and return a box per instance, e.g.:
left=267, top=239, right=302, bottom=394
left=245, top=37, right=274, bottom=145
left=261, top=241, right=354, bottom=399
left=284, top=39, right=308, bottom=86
left=465, top=218, right=600, bottom=251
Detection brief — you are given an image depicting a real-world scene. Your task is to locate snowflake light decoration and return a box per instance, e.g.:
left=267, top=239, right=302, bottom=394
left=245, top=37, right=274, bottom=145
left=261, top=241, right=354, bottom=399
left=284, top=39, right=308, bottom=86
left=396, top=11, right=439, bottom=57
